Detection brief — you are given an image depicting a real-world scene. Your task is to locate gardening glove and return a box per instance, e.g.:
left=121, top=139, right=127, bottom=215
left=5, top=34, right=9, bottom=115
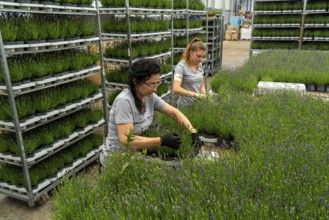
left=191, top=132, right=203, bottom=154
left=160, top=132, right=182, bottom=150
left=195, top=93, right=206, bottom=98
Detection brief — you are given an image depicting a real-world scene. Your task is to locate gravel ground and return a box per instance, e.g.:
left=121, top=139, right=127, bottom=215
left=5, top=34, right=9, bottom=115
left=0, top=40, right=251, bottom=220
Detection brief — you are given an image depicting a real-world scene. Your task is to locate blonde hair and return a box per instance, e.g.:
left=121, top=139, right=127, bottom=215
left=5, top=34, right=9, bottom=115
left=181, top=38, right=207, bottom=65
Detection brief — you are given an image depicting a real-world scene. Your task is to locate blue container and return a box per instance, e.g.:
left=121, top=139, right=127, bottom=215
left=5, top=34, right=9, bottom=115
left=230, top=16, right=242, bottom=27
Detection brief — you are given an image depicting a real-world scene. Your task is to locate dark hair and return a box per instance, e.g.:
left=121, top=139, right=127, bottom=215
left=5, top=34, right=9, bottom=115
left=181, top=38, right=207, bottom=65
left=128, top=59, right=161, bottom=112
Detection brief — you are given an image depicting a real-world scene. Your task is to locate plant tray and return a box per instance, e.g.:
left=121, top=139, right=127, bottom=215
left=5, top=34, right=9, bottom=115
left=98, top=7, right=172, bottom=15
left=0, top=147, right=101, bottom=201
left=4, top=37, right=99, bottom=55
left=0, top=93, right=103, bottom=131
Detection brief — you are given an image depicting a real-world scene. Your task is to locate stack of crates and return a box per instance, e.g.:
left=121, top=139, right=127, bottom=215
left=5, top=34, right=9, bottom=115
left=225, top=26, right=239, bottom=41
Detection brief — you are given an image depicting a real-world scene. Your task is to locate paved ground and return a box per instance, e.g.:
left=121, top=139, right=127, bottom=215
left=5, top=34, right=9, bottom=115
left=221, top=40, right=251, bottom=69
left=0, top=40, right=251, bottom=220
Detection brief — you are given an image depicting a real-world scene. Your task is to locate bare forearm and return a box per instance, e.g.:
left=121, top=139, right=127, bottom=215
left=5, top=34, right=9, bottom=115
left=173, top=86, right=195, bottom=97
left=172, top=111, right=197, bottom=133
left=125, top=136, right=162, bottom=151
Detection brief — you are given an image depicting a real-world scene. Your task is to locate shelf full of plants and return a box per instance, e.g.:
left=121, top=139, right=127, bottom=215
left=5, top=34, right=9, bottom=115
left=201, top=14, right=224, bottom=76
left=98, top=0, right=174, bottom=105
left=251, top=0, right=304, bottom=52
left=0, top=1, right=107, bottom=207
left=172, top=0, right=206, bottom=69
left=0, top=0, right=96, bottom=14
left=302, top=0, right=329, bottom=50
left=252, top=0, right=329, bottom=52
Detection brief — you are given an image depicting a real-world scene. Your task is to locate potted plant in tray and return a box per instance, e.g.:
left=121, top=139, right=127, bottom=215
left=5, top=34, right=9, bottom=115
left=77, top=17, right=96, bottom=38
left=0, top=16, right=17, bottom=44
left=44, top=19, right=61, bottom=41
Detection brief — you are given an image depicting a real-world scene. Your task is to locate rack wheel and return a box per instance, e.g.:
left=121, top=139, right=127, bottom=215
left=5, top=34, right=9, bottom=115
left=37, top=193, right=50, bottom=206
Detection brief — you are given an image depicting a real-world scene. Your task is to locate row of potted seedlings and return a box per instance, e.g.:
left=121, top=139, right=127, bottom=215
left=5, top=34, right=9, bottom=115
left=3, top=0, right=93, bottom=6
left=0, top=49, right=98, bottom=84
left=302, top=42, right=329, bottom=51
left=251, top=41, right=299, bottom=50
left=305, top=15, right=329, bottom=25
left=253, top=15, right=301, bottom=25
left=100, top=0, right=205, bottom=10
left=0, top=79, right=99, bottom=120
left=306, top=0, right=329, bottom=11
left=252, top=40, right=329, bottom=50
left=102, top=16, right=170, bottom=34
left=254, top=0, right=329, bottom=12
left=104, top=39, right=171, bottom=59
left=254, top=1, right=303, bottom=12
left=0, top=13, right=96, bottom=44
left=173, top=18, right=203, bottom=29
left=304, top=29, right=329, bottom=39
left=100, top=0, right=172, bottom=8
left=0, top=107, right=103, bottom=155
left=0, top=133, right=103, bottom=187
left=252, top=28, right=300, bottom=39
left=173, top=0, right=205, bottom=10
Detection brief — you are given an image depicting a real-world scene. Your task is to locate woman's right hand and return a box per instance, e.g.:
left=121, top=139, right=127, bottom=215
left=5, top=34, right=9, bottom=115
left=160, top=132, right=182, bottom=150
left=195, top=93, right=206, bottom=98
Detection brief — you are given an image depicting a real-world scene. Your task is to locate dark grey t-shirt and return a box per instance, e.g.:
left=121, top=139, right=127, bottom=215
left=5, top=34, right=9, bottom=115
left=174, top=61, right=204, bottom=109
left=100, top=88, right=165, bottom=164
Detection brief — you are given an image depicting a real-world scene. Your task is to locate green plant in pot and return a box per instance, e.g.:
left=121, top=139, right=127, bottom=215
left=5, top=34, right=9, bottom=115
left=44, top=20, right=61, bottom=41
left=108, top=89, right=122, bottom=106
left=64, top=18, right=79, bottom=39
left=0, top=17, right=17, bottom=44
left=78, top=17, right=96, bottom=37
left=7, top=59, right=25, bottom=83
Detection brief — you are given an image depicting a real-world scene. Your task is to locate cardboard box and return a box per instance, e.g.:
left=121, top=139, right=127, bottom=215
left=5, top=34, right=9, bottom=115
left=225, top=30, right=235, bottom=40
left=227, top=26, right=240, bottom=32
left=232, top=32, right=239, bottom=40
left=242, top=24, right=251, bottom=29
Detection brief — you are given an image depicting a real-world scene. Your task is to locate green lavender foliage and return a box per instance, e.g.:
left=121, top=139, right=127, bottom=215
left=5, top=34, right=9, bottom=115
left=0, top=134, right=103, bottom=186
left=210, top=50, right=329, bottom=92
left=53, top=50, right=329, bottom=219
left=0, top=79, right=99, bottom=120
left=0, top=108, right=103, bottom=155
left=54, top=89, right=329, bottom=219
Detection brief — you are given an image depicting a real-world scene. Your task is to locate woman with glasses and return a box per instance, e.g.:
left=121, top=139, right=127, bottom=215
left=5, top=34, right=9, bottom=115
left=173, top=38, right=207, bottom=109
left=100, top=58, right=202, bottom=166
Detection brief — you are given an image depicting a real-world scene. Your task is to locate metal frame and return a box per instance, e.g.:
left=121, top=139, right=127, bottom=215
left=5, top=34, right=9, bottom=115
left=0, top=32, right=33, bottom=206
left=95, top=0, right=109, bottom=135
left=249, top=0, right=324, bottom=55
left=99, top=0, right=173, bottom=105
left=0, top=2, right=108, bottom=207
left=171, top=0, right=208, bottom=99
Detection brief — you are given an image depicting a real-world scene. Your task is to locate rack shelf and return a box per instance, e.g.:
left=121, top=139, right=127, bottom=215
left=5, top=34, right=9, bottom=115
left=0, top=1, right=96, bottom=14
left=0, top=145, right=102, bottom=204
left=251, top=0, right=329, bottom=52
left=4, top=37, right=99, bottom=55
left=0, top=1, right=107, bottom=207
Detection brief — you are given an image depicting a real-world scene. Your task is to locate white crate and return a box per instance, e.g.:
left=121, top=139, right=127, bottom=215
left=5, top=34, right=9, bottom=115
left=240, top=27, right=251, bottom=40
left=256, top=81, right=306, bottom=95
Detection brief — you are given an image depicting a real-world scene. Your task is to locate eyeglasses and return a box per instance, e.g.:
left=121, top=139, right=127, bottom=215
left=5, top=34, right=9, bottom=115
left=143, top=81, right=161, bottom=88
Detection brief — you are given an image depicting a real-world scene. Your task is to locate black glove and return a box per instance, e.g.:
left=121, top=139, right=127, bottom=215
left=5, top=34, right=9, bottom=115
left=160, top=132, right=182, bottom=150
left=191, top=133, right=203, bottom=153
